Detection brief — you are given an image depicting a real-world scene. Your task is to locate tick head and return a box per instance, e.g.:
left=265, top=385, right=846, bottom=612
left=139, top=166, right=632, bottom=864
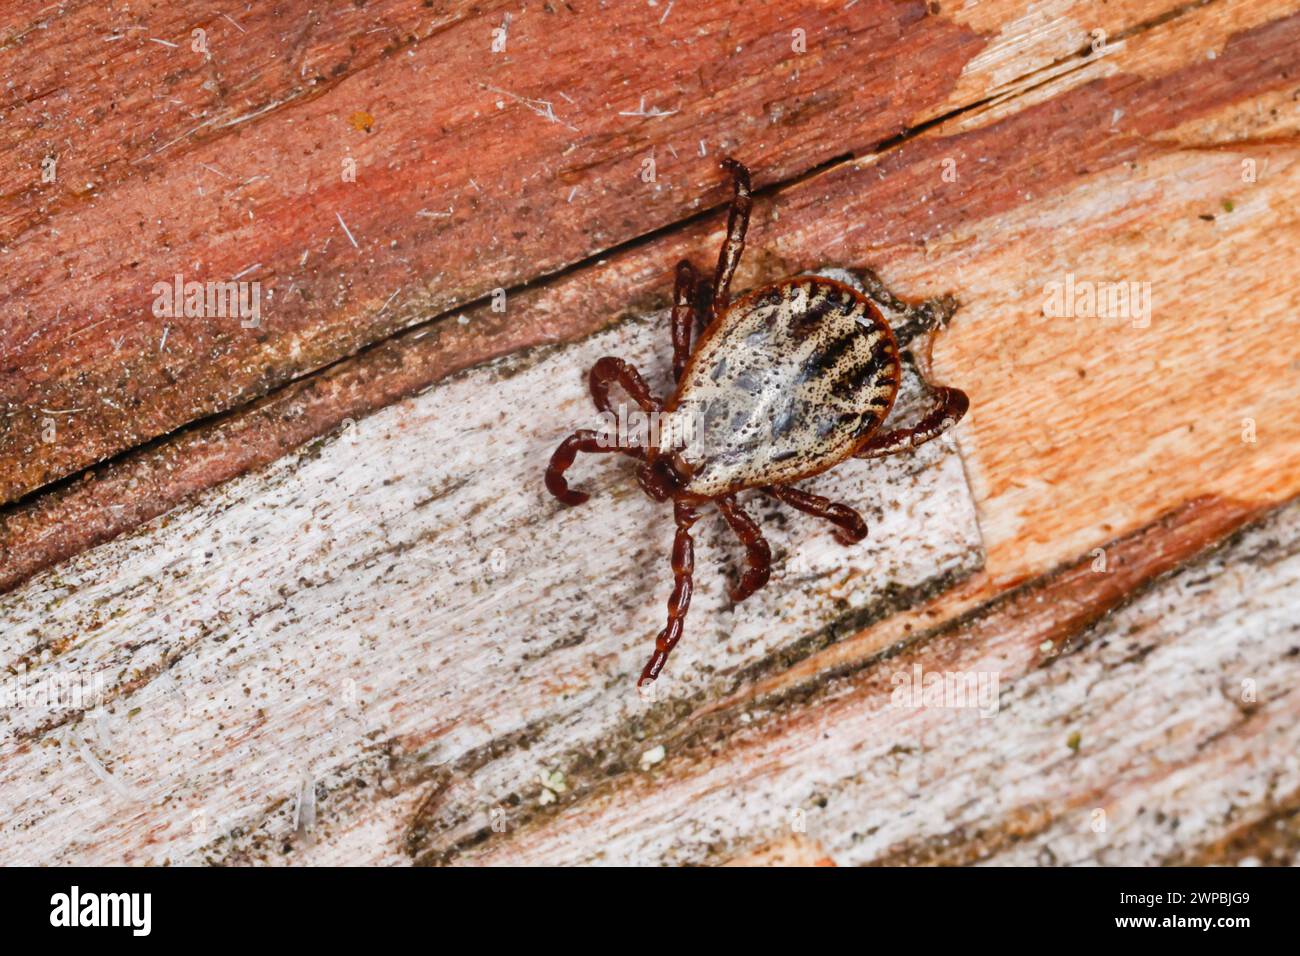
left=636, top=451, right=693, bottom=502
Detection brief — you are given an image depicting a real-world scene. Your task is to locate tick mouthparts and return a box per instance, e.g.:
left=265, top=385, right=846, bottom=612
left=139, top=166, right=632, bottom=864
left=637, top=454, right=693, bottom=502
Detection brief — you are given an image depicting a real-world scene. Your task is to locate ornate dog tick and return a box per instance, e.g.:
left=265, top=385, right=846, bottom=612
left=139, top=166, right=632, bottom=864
left=545, top=158, right=969, bottom=687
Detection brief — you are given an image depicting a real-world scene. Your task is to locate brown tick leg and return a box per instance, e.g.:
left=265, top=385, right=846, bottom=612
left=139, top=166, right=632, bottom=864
left=763, top=483, right=868, bottom=546
left=545, top=429, right=646, bottom=506
left=589, top=356, right=661, bottom=416
left=638, top=500, right=700, bottom=687
left=855, top=386, right=969, bottom=459
left=670, top=259, right=698, bottom=382
left=717, top=495, right=772, bottom=602
left=712, top=158, right=752, bottom=315
left=693, top=277, right=714, bottom=334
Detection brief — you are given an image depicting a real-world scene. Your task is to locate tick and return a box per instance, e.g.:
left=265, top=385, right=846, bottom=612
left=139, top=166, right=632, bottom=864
left=545, top=159, right=969, bottom=687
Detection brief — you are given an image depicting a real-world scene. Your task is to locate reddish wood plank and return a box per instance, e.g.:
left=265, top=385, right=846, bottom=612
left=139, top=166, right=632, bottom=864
left=0, top=0, right=991, bottom=504
left=3, top=0, right=1296, bottom=594
left=0, top=0, right=468, bottom=241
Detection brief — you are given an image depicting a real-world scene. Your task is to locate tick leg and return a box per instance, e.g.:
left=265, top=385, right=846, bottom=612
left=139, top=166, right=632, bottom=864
left=763, top=483, right=868, bottom=546
left=670, top=259, right=698, bottom=382
left=857, top=269, right=959, bottom=350
left=693, top=277, right=714, bottom=335
left=589, top=356, right=661, bottom=416
left=545, top=429, right=646, bottom=506
left=711, top=158, right=752, bottom=316
left=855, top=386, right=969, bottom=459
left=638, top=500, right=700, bottom=687
left=717, top=495, right=772, bottom=602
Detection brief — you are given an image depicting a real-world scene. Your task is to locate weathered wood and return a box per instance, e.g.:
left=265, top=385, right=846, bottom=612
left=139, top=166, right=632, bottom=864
left=1, top=0, right=986, bottom=502
left=4, top=0, right=1297, bottom=593
left=451, top=495, right=1297, bottom=866
left=1, top=0, right=1297, bottom=867
left=0, top=0, right=1252, bottom=504
left=0, top=288, right=982, bottom=865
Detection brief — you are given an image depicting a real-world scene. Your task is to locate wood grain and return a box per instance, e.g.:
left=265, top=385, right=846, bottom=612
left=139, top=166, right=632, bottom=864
left=2, top=0, right=988, bottom=503
left=456, top=495, right=1295, bottom=866
left=0, top=290, right=981, bottom=865
left=4, top=0, right=1297, bottom=594
left=0, top=0, right=1241, bottom=504
left=1, top=0, right=1297, bottom=866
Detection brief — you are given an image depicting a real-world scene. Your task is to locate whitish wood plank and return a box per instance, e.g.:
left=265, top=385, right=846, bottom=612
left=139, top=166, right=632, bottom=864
left=455, top=500, right=1300, bottom=866
left=0, top=273, right=981, bottom=865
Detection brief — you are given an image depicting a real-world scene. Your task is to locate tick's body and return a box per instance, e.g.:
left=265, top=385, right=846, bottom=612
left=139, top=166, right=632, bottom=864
left=545, top=159, right=969, bottom=686
left=668, top=276, right=900, bottom=498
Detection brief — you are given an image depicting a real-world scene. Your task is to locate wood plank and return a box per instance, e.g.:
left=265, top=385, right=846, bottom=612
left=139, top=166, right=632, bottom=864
left=1, top=0, right=1296, bottom=866
left=4, top=0, right=1296, bottom=593
left=0, top=280, right=982, bottom=865
left=451, top=495, right=1297, bottom=866
left=0, top=0, right=1218, bottom=504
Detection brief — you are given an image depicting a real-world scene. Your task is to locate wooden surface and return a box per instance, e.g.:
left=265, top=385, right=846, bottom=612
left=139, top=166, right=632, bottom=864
left=1, top=0, right=1298, bottom=866
left=0, top=287, right=985, bottom=865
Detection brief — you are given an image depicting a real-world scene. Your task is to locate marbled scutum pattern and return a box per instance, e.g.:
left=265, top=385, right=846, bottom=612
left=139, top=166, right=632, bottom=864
left=668, top=276, right=900, bottom=497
